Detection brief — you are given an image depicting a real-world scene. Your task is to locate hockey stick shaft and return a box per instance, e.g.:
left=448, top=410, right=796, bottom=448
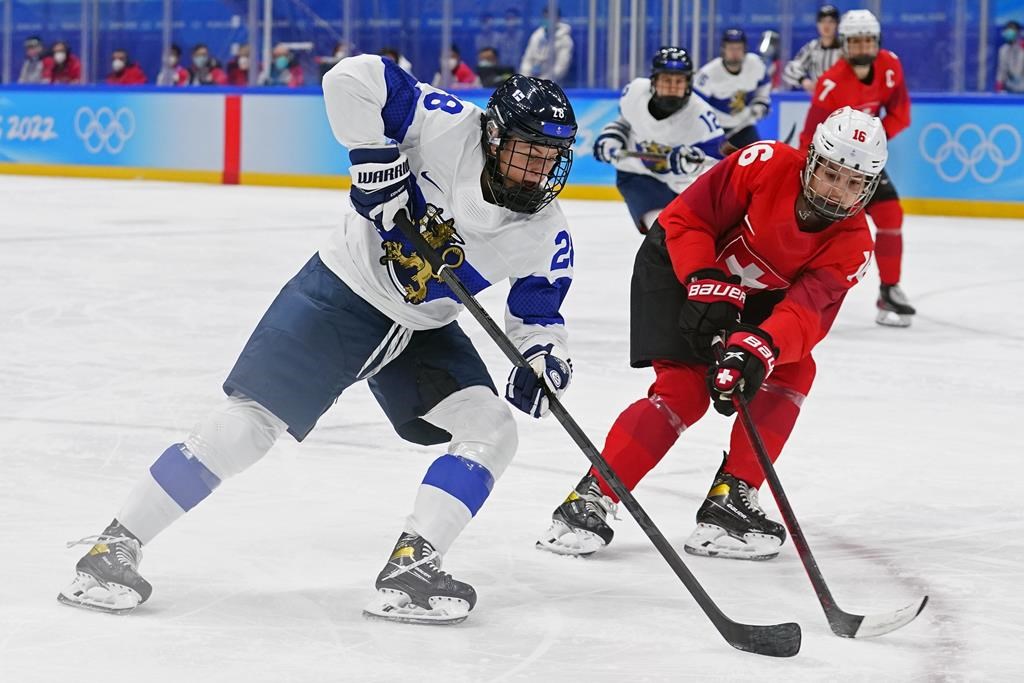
left=394, top=211, right=799, bottom=657
left=732, top=390, right=927, bottom=637
left=619, top=150, right=669, bottom=162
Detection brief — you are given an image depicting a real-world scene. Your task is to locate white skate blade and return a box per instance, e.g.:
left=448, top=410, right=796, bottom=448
left=875, top=308, right=913, bottom=327
left=683, top=523, right=781, bottom=561
left=535, top=519, right=607, bottom=557
left=362, top=588, right=470, bottom=626
left=57, top=572, right=143, bottom=614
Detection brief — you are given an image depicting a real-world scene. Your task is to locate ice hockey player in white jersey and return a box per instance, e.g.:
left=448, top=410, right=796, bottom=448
left=594, top=47, right=724, bottom=234
left=57, top=54, right=578, bottom=626
left=694, top=28, right=772, bottom=154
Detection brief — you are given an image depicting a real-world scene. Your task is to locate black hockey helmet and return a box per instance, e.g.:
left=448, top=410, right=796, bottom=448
left=817, top=5, right=840, bottom=22
left=721, top=28, right=747, bottom=47
left=649, top=46, right=694, bottom=114
left=481, top=74, right=576, bottom=214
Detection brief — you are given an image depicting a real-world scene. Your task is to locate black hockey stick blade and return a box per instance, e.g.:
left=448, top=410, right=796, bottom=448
left=394, top=212, right=801, bottom=657
left=731, top=389, right=928, bottom=639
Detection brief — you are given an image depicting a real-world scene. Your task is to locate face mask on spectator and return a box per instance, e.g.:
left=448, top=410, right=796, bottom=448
left=193, top=55, right=208, bottom=69
left=166, top=54, right=178, bottom=67
left=447, top=58, right=458, bottom=71
left=53, top=50, right=67, bottom=64
left=479, top=59, right=496, bottom=68
left=1003, top=27, right=1019, bottom=43
left=274, top=55, right=290, bottom=70
left=335, top=49, right=347, bottom=59
left=238, top=56, right=249, bottom=69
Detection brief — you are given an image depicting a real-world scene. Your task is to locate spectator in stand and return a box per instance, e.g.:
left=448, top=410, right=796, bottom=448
left=157, top=44, right=190, bottom=86
left=496, top=9, right=526, bottom=71
left=476, top=46, right=514, bottom=87
left=19, top=36, right=46, bottom=84
left=227, top=44, right=252, bottom=86
left=262, top=43, right=304, bottom=87
left=431, top=45, right=481, bottom=89
left=381, top=47, right=414, bottom=76
left=42, top=40, right=82, bottom=84
left=519, top=7, right=573, bottom=84
left=106, top=49, right=147, bottom=85
left=996, top=20, right=1024, bottom=93
left=189, top=44, right=228, bottom=86
left=782, top=5, right=842, bottom=92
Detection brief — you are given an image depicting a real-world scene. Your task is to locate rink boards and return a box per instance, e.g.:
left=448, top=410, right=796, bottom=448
left=0, top=84, right=1021, bottom=217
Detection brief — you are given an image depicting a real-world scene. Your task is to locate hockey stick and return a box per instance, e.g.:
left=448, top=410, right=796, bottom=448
left=619, top=150, right=669, bottom=162
left=394, top=210, right=801, bottom=657
left=731, top=390, right=928, bottom=638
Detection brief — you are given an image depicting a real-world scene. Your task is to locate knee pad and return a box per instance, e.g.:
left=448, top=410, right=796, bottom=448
left=424, top=386, right=518, bottom=479
left=183, top=394, right=287, bottom=480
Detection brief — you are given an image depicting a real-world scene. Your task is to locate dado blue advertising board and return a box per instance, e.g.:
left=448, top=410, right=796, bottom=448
left=0, top=85, right=1021, bottom=217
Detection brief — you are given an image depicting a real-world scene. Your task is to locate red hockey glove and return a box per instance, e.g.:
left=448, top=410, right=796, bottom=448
left=707, top=325, right=778, bottom=416
left=679, top=269, right=746, bottom=363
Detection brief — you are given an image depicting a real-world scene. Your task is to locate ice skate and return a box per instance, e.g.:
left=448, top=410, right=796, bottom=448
left=57, top=520, right=152, bottom=614
left=363, top=532, right=476, bottom=625
left=876, top=284, right=915, bottom=327
left=536, top=474, right=617, bottom=557
left=684, top=468, right=786, bottom=561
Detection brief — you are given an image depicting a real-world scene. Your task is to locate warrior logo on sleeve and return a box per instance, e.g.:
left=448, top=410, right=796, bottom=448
left=377, top=205, right=488, bottom=304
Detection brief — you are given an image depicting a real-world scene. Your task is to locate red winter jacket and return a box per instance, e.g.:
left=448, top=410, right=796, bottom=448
left=43, top=54, right=82, bottom=84
left=106, top=63, right=147, bottom=85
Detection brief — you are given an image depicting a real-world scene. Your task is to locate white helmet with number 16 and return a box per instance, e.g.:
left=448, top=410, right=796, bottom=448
left=802, top=106, right=888, bottom=220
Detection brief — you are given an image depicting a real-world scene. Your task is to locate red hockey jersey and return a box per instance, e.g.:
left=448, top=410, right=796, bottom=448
left=799, top=49, right=910, bottom=149
left=659, top=142, right=874, bottom=364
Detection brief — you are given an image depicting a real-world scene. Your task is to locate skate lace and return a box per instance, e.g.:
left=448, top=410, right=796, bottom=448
left=737, top=483, right=766, bottom=519
left=66, top=534, right=142, bottom=569
left=584, top=490, right=620, bottom=521
left=383, top=549, right=449, bottom=583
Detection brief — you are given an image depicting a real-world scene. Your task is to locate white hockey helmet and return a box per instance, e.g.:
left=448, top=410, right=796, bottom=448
left=839, top=9, right=881, bottom=41
left=802, top=106, right=888, bottom=220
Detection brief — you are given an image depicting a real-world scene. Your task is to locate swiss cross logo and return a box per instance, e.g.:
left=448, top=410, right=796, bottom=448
left=715, top=368, right=738, bottom=389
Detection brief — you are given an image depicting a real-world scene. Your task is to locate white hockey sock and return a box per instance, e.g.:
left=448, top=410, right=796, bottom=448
left=117, top=472, right=186, bottom=545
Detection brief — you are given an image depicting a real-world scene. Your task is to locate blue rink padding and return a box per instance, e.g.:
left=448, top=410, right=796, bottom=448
left=223, top=253, right=496, bottom=445
left=0, top=85, right=1022, bottom=215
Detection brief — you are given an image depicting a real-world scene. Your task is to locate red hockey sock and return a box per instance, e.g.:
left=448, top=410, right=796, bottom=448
left=723, top=357, right=816, bottom=488
left=868, top=199, right=904, bottom=286
left=592, top=362, right=710, bottom=501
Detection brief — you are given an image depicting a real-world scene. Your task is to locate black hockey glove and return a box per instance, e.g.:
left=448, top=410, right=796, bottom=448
left=679, top=269, right=746, bottom=363
left=707, top=325, right=778, bottom=416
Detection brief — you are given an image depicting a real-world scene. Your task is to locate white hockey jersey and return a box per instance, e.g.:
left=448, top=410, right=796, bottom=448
left=320, top=55, right=572, bottom=358
left=612, top=77, right=724, bottom=193
left=693, top=54, right=772, bottom=130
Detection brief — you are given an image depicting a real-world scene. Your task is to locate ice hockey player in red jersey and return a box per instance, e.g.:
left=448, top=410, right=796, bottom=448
left=800, top=9, right=914, bottom=326
left=536, top=107, right=886, bottom=561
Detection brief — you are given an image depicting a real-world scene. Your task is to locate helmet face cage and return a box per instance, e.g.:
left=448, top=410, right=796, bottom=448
left=650, top=47, right=693, bottom=107
left=482, top=118, right=574, bottom=214
left=802, top=144, right=881, bottom=220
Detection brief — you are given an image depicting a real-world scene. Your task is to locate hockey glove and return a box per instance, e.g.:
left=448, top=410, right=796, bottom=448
left=668, top=144, right=708, bottom=175
left=505, top=343, right=572, bottom=418
left=707, top=325, right=778, bottom=416
left=593, top=121, right=628, bottom=163
left=348, top=145, right=426, bottom=230
left=679, top=269, right=746, bottom=363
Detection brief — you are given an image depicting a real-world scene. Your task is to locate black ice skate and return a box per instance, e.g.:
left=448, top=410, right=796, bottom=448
left=684, top=467, right=787, bottom=561
left=536, top=474, right=618, bottom=557
left=57, top=519, right=152, bottom=613
left=362, top=532, right=477, bottom=625
left=876, top=284, right=916, bottom=327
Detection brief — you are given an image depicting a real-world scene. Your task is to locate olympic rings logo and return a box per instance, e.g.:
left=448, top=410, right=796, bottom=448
left=73, top=107, right=135, bottom=154
left=919, top=122, right=1021, bottom=184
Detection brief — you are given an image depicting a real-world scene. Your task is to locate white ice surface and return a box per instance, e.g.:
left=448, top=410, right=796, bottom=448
left=0, top=177, right=1021, bottom=682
